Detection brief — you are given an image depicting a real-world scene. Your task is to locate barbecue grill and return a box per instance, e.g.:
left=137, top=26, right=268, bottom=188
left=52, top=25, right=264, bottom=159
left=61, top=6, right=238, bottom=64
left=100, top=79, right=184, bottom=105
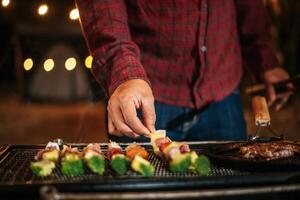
left=1, top=142, right=300, bottom=200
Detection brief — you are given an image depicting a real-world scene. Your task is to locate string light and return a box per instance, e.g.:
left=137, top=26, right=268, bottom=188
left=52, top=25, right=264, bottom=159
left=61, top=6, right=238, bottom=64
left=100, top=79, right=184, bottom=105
left=38, top=4, right=48, bottom=16
left=1, top=0, right=10, bottom=7
left=23, top=58, right=33, bottom=71
left=85, top=56, right=93, bottom=69
left=69, top=8, right=79, bottom=20
left=43, top=59, right=54, bottom=72
left=65, top=57, right=76, bottom=71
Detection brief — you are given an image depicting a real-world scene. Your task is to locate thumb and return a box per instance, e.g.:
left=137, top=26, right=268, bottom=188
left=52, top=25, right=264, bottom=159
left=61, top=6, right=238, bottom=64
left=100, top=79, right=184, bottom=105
left=141, top=99, right=156, bottom=133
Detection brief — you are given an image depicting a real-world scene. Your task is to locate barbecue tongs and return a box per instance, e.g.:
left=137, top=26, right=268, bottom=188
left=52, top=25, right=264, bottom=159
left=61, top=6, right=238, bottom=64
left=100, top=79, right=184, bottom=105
left=249, top=96, right=283, bottom=142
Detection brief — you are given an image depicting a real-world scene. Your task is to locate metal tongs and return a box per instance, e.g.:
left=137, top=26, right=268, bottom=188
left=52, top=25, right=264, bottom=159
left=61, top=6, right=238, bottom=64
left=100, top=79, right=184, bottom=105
left=249, top=96, right=283, bottom=143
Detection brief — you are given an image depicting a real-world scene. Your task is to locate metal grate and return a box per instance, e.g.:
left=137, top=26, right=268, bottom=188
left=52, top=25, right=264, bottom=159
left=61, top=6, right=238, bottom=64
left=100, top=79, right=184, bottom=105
left=0, top=146, right=250, bottom=185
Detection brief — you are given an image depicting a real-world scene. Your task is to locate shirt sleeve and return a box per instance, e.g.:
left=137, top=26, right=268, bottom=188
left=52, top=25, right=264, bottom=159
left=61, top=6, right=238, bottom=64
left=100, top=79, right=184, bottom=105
left=236, top=0, right=280, bottom=79
left=76, top=0, right=150, bottom=98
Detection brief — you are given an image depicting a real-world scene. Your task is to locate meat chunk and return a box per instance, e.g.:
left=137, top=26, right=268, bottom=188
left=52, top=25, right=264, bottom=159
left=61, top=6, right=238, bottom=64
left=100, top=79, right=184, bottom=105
left=239, top=141, right=300, bottom=160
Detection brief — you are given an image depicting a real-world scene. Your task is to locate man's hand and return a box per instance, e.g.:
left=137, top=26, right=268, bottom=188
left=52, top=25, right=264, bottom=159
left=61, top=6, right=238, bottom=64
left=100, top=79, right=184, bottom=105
left=263, top=67, right=293, bottom=111
left=107, top=79, right=156, bottom=138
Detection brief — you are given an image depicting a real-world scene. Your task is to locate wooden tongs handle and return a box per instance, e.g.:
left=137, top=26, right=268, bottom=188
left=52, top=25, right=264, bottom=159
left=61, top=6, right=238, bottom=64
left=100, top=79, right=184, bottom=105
left=252, top=96, right=271, bottom=127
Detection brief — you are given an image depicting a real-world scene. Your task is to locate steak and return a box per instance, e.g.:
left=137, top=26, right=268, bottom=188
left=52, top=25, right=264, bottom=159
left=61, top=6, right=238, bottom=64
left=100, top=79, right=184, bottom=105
left=239, top=141, right=300, bottom=160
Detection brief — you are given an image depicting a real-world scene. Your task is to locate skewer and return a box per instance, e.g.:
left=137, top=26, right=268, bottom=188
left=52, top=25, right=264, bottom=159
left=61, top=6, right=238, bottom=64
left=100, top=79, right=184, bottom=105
left=150, top=130, right=210, bottom=175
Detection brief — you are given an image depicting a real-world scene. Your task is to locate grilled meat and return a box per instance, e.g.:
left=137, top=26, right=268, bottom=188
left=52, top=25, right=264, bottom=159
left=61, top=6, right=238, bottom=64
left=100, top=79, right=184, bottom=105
left=239, top=141, right=300, bottom=160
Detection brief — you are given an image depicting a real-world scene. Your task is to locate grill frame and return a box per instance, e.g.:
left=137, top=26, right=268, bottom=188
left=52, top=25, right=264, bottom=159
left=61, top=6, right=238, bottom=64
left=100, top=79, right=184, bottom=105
left=1, top=142, right=300, bottom=194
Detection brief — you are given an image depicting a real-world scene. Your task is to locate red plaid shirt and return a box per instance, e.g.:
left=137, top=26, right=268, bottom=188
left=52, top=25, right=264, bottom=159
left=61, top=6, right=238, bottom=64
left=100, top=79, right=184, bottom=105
left=77, top=0, right=279, bottom=108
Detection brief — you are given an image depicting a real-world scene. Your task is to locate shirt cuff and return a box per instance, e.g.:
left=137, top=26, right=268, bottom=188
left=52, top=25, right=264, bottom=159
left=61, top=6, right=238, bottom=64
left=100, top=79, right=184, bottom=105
left=92, top=54, right=150, bottom=98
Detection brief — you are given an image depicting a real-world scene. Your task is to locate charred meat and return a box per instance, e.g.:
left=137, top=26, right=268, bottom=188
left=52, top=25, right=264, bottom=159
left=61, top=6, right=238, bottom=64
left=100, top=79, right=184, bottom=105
left=239, top=141, right=300, bottom=160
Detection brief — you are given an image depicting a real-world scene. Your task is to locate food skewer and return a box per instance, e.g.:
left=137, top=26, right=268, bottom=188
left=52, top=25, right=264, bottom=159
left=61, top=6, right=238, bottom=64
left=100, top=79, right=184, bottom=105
left=151, top=130, right=210, bottom=175
left=107, top=142, right=131, bottom=175
left=60, top=145, right=84, bottom=176
left=83, top=143, right=105, bottom=175
left=125, top=144, right=155, bottom=176
left=30, top=141, right=60, bottom=177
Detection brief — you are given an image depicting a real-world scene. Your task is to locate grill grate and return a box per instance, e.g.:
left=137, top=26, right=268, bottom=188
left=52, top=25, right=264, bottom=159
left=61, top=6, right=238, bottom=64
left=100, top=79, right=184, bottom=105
left=0, top=146, right=250, bottom=185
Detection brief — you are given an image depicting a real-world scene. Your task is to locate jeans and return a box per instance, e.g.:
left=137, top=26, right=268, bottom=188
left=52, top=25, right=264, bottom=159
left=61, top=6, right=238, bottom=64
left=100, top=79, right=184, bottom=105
left=108, top=91, right=247, bottom=142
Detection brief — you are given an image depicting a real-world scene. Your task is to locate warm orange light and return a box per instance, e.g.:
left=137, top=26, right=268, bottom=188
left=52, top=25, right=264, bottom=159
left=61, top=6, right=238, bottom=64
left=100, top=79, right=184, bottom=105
left=85, top=56, right=93, bottom=69
left=1, top=0, right=10, bottom=7
left=38, top=4, right=48, bottom=16
left=43, top=59, right=54, bottom=72
left=23, top=58, right=33, bottom=71
left=69, top=8, right=79, bottom=20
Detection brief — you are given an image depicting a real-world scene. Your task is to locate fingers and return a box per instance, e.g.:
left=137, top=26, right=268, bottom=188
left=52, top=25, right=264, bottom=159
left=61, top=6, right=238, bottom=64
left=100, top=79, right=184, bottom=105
left=106, top=79, right=155, bottom=138
left=266, top=84, right=276, bottom=107
left=141, top=98, right=156, bottom=133
left=266, top=85, right=293, bottom=111
left=120, top=98, right=150, bottom=136
left=107, top=115, right=118, bottom=136
left=108, top=102, right=140, bottom=138
left=263, top=67, right=294, bottom=111
left=274, top=91, right=293, bottom=111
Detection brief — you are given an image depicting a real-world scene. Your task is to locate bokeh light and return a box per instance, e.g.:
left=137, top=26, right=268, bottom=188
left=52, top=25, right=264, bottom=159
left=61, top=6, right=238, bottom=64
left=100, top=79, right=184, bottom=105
left=85, top=56, right=93, bottom=69
left=23, top=58, right=33, bottom=71
left=1, top=0, right=10, bottom=7
left=43, top=59, right=54, bottom=72
left=38, top=4, right=48, bottom=16
left=65, top=57, right=76, bottom=71
left=69, top=8, right=79, bottom=20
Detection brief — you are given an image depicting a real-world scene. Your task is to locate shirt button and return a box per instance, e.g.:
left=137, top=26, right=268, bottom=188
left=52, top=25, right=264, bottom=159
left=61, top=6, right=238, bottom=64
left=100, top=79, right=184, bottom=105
left=201, top=46, right=207, bottom=52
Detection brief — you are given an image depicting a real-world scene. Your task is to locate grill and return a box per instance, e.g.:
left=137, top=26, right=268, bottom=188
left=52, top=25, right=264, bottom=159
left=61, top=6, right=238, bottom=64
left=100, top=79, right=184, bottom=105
left=1, top=142, right=300, bottom=200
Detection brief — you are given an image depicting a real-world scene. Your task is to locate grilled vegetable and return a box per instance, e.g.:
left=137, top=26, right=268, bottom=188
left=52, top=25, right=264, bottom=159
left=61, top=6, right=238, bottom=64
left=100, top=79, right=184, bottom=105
left=86, top=156, right=105, bottom=175
left=125, top=144, right=155, bottom=176
left=61, top=146, right=84, bottom=176
left=150, top=130, right=211, bottom=174
left=31, top=141, right=60, bottom=177
left=189, top=151, right=211, bottom=176
left=30, top=160, right=56, bottom=177
left=110, top=154, right=131, bottom=175
left=83, top=144, right=105, bottom=175
left=35, top=142, right=60, bottom=162
left=131, top=155, right=155, bottom=177
left=169, top=153, right=191, bottom=173
left=150, top=130, right=167, bottom=155
left=108, top=142, right=131, bottom=175
left=41, top=150, right=59, bottom=162
left=125, top=144, right=149, bottom=160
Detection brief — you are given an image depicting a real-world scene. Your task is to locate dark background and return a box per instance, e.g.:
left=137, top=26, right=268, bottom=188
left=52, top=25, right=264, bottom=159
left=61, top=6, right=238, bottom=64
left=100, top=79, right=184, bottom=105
left=0, top=0, right=299, bottom=144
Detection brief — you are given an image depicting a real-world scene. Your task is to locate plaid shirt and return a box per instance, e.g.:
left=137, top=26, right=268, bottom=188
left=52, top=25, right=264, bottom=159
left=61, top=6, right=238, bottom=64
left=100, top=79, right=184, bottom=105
left=77, top=0, right=279, bottom=108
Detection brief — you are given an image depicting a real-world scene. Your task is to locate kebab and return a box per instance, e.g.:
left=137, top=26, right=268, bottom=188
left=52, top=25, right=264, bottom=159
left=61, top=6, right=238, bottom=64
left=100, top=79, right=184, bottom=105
left=151, top=130, right=191, bottom=173
left=107, top=141, right=131, bottom=175
left=83, top=143, right=105, bottom=175
left=30, top=141, right=60, bottom=177
left=151, top=130, right=210, bottom=175
left=60, top=145, right=84, bottom=176
left=125, top=143, right=155, bottom=176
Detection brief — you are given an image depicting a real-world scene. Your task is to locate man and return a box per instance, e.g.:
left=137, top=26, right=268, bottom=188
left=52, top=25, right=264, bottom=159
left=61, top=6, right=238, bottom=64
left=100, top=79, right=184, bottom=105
left=76, top=0, right=291, bottom=141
